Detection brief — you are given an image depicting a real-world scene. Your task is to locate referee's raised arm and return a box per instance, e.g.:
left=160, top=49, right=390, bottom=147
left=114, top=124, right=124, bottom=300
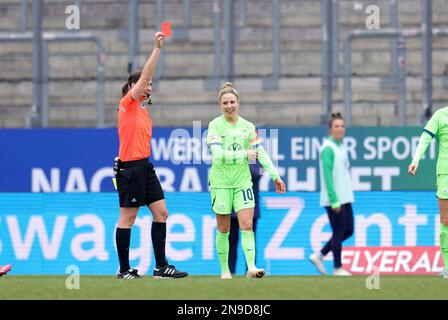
left=129, top=32, right=165, bottom=101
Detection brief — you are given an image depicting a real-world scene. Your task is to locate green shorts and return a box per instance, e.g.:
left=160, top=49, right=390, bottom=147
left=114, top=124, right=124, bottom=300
left=437, top=174, right=448, bottom=199
left=210, top=187, right=255, bottom=215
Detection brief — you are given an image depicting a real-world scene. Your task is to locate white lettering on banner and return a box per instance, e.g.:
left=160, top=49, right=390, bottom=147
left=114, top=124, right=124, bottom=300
left=351, top=167, right=372, bottom=190
left=32, top=168, right=60, bottom=192
left=377, top=136, right=392, bottom=160
left=363, top=137, right=376, bottom=160
left=363, top=136, right=436, bottom=161
left=398, top=205, right=428, bottom=246
left=32, top=168, right=113, bottom=193
left=155, top=167, right=176, bottom=191
left=153, top=132, right=210, bottom=165
left=351, top=167, right=401, bottom=191
left=90, top=167, right=114, bottom=192
left=310, top=214, right=333, bottom=260
left=378, top=250, right=396, bottom=272
left=394, top=250, right=412, bottom=272
left=290, top=137, right=304, bottom=160
left=364, top=250, right=383, bottom=273
left=290, top=137, right=323, bottom=160
left=351, top=250, right=364, bottom=272
left=170, top=129, right=191, bottom=164
left=202, top=216, right=216, bottom=260
left=287, top=167, right=316, bottom=191
left=127, top=216, right=152, bottom=275
left=264, top=197, right=304, bottom=260
left=166, top=214, right=195, bottom=261
left=373, top=167, right=400, bottom=191
left=343, top=137, right=357, bottom=160
left=6, top=215, right=67, bottom=259
left=355, top=214, right=392, bottom=246
left=179, top=168, right=202, bottom=192
left=433, top=251, right=442, bottom=271
left=411, top=252, right=431, bottom=273
left=172, top=139, right=187, bottom=164
left=342, top=247, right=443, bottom=274
left=65, top=168, right=88, bottom=192
left=71, top=214, right=109, bottom=261
left=391, top=136, right=410, bottom=160
left=268, top=135, right=285, bottom=161
left=151, top=138, right=172, bottom=161
left=435, top=216, right=440, bottom=246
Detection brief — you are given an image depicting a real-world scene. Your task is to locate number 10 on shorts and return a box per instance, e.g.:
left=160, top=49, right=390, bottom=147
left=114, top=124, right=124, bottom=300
left=241, top=188, right=254, bottom=202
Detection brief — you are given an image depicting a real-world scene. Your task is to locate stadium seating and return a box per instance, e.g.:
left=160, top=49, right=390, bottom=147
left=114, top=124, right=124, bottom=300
left=1, top=0, right=448, bottom=127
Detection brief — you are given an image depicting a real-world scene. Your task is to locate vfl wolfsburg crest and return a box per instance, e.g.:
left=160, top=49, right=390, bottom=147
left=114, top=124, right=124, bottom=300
left=228, top=143, right=242, bottom=151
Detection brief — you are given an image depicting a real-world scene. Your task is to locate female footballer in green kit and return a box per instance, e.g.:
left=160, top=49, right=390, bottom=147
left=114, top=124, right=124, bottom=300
left=409, top=106, right=448, bottom=278
left=207, top=82, right=286, bottom=279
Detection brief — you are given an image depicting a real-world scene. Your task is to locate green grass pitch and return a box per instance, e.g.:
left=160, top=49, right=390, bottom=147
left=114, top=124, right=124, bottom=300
left=0, top=276, right=447, bottom=299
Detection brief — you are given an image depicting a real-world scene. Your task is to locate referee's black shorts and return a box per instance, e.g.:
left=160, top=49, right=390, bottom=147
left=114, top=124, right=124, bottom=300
left=116, top=158, right=165, bottom=208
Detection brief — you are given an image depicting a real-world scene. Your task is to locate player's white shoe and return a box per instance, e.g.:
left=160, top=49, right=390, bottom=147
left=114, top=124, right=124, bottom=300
left=333, top=267, right=352, bottom=276
left=220, top=272, right=232, bottom=279
left=309, top=252, right=327, bottom=275
left=246, top=267, right=265, bottom=278
left=443, top=270, right=448, bottom=279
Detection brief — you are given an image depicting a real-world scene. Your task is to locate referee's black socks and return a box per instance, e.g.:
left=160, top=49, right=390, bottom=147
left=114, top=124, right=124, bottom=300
left=116, top=227, right=131, bottom=273
left=151, top=222, right=168, bottom=267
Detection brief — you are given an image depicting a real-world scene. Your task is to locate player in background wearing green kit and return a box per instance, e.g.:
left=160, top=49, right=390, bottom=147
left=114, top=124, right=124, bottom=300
left=207, top=82, right=286, bottom=279
left=409, top=106, right=448, bottom=279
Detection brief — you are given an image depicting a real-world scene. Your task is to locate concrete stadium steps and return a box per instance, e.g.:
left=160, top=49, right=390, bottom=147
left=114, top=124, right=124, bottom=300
left=0, top=104, right=31, bottom=128
left=45, top=101, right=434, bottom=128
left=3, top=47, right=448, bottom=81
left=2, top=76, right=446, bottom=127
left=2, top=76, right=447, bottom=107
left=2, top=75, right=448, bottom=101
left=2, top=0, right=448, bottom=127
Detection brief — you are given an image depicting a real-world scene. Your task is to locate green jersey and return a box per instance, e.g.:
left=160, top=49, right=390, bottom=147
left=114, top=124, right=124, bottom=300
left=412, top=107, right=448, bottom=174
left=206, top=115, right=280, bottom=188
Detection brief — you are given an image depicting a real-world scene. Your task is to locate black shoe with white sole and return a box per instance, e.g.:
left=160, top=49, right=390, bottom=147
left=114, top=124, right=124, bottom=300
left=117, top=268, right=142, bottom=279
left=153, top=264, right=188, bottom=279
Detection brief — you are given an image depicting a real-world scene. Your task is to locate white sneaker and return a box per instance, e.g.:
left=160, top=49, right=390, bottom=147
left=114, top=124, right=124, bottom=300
left=246, top=267, right=265, bottom=278
left=220, top=272, right=232, bottom=279
left=309, top=252, right=327, bottom=275
left=333, top=267, right=352, bottom=276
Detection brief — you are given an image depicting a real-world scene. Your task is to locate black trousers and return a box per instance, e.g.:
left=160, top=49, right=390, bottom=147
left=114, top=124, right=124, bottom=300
left=320, top=203, right=354, bottom=268
left=229, top=216, right=258, bottom=274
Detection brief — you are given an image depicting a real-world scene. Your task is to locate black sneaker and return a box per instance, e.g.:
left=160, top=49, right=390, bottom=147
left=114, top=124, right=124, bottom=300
left=117, top=268, right=142, bottom=279
left=153, top=264, right=188, bottom=279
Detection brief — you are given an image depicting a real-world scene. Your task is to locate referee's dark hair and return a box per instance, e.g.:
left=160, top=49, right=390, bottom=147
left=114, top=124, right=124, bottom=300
left=121, top=70, right=142, bottom=97
left=328, top=112, right=344, bottom=129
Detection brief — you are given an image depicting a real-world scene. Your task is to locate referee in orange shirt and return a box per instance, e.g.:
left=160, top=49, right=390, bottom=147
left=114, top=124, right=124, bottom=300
left=115, top=31, right=188, bottom=279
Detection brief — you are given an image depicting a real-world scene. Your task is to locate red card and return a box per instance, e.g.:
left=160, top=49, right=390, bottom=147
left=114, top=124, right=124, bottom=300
left=161, top=21, right=172, bottom=37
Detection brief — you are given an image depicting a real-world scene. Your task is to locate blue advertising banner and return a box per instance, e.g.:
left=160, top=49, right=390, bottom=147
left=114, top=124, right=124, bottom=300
left=0, top=127, right=438, bottom=192
left=0, top=192, right=440, bottom=275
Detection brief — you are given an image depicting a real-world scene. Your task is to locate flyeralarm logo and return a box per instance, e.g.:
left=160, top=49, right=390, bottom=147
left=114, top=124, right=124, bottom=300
left=342, top=247, right=444, bottom=275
